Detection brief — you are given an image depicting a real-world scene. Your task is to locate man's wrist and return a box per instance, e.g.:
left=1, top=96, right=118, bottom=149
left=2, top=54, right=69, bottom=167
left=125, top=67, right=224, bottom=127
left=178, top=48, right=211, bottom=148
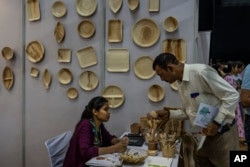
left=212, top=120, right=221, bottom=127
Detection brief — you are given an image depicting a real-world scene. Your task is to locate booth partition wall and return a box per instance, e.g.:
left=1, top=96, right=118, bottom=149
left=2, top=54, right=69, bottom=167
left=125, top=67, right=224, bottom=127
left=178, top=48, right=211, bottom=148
left=0, top=1, right=198, bottom=167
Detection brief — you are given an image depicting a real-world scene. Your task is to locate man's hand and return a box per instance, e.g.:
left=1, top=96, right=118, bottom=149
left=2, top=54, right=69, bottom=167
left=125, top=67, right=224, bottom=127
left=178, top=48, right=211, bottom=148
left=202, top=122, right=220, bottom=136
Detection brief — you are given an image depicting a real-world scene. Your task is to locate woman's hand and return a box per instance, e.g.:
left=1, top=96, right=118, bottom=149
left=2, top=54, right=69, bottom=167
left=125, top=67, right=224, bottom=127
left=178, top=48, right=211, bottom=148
left=112, top=141, right=127, bottom=153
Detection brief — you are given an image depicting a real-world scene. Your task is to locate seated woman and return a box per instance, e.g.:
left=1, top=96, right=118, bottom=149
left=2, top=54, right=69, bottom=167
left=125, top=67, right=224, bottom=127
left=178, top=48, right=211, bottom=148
left=63, top=96, right=129, bottom=167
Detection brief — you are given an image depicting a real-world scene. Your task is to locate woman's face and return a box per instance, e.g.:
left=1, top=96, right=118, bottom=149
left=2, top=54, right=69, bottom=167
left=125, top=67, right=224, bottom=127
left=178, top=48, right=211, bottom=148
left=95, top=103, right=110, bottom=122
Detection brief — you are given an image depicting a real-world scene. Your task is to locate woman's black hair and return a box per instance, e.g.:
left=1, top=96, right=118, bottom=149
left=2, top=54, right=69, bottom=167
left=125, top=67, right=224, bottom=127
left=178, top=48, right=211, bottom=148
left=80, top=96, right=108, bottom=120
left=152, top=53, right=179, bottom=70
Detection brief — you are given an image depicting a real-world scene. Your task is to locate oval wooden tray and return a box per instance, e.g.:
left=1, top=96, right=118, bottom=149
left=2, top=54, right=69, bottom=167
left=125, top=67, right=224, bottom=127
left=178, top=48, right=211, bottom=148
left=3, top=66, right=14, bottom=90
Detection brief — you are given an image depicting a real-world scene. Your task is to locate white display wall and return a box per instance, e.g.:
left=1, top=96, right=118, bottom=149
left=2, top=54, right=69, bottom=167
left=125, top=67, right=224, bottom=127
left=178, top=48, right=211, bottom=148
left=0, top=0, right=198, bottom=167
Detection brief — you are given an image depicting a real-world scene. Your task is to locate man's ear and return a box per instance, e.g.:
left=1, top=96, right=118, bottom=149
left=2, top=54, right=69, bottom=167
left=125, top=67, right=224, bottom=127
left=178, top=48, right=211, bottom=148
left=167, top=64, right=175, bottom=72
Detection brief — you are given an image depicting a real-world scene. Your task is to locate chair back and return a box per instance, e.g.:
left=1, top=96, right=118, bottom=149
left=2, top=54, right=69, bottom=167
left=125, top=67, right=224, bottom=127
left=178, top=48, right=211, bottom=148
left=44, top=131, right=73, bottom=167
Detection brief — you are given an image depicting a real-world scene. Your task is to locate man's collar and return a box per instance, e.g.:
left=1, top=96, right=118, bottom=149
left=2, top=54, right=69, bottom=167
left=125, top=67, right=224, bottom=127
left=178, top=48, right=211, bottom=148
left=182, top=64, right=190, bottom=81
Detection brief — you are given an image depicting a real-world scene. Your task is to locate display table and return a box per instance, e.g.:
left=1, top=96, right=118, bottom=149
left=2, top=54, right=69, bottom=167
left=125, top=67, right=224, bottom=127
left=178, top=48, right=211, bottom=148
left=121, top=132, right=182, bottom=167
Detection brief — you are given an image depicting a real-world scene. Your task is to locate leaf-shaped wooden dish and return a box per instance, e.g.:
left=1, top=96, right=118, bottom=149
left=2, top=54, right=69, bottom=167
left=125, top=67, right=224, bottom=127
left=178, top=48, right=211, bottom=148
left=109, top=0, right=123, bottom=13
left=58, top=48, right=71, bottom=63
left=3, top=66, right=14, bottom=90
left=26, top=40, right=45, bottom=63
left=30, top=67, right=39, bottom=78
left=76, top=0, right=97, bottom=17
left=78, top=20, right=95, bottom=39
left=27, top=0, right=41, bottom=21
left=42, top=68, right=52, bottom=89
left=67, top=87, right=78, bottom=100
left=108, top=19, right=123, bottom=43
left=148, top=84, right=165, bottom=102
left=51, top=0, right=67, bottom=18
left=78, top=70, right=99, bottom=91
left=58, top=68, right=73, bottom=85
left=77, top=46, right=97, bottom=68
left=54, top=21, right=65, bottom=43
left=128, top=0, right=139, bottom=11
left=2, top=46, right=14, bottom=61
left=102, top=85, right=125, bottom=108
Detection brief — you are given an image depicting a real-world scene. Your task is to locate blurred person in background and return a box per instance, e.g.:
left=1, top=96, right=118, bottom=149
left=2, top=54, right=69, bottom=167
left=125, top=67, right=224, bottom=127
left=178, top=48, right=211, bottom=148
left=224, top=61, right=245, bottom=145
left=240, top=64, right=250, bottom=150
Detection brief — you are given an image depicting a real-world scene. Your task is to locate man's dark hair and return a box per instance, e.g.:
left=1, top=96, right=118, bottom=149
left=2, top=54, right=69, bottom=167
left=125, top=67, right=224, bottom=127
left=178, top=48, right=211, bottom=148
left=153, top=52, right=179, bottom=70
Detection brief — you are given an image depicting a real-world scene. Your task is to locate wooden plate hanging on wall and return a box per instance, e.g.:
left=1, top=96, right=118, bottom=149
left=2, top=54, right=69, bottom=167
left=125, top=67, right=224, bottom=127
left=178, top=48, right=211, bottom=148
left=108, top=19, right=123, bottom=42
left=58, top=48, right=71, bottom=63
left=76, top=0, right=97, bottom=17
left=58, top=68, right=73, bottom=85
left=109, top=0, right=123, bottom=13
left=161, top=39, right=186, bottom=63
left=30, top=67, right=39, bottom=78
left=77, top=46, right=97, bottom=68
left=54, top=21, right=65, bottom=43
left=51, top=0, right=67, bottom=18
left=2, top=46, right=14, bottom=61
left=134, top=56, right=155, bottom=79
left=3, top=66, right=14, bottom=90
left=42, top=68, right=52, bottom=89
left=163, top=16, right=178, bottom=32
left=78, top=20, right=95, bottom=38
left=106, top=48, right=129, bottom=72
left=27, top=0, right=41, bottom=21
left=132, top=18, right=160, bottom=47
left=102, top=85, right=125, bottom=108
left=78, top=70, right=99, bottom=91
left=128, top=0, right=140, bottom=11
left=148, top=84, right=165, bottom=102
left=26, top=40, right=45, bottom=63
left=67, top=87, right=78, bottom=100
